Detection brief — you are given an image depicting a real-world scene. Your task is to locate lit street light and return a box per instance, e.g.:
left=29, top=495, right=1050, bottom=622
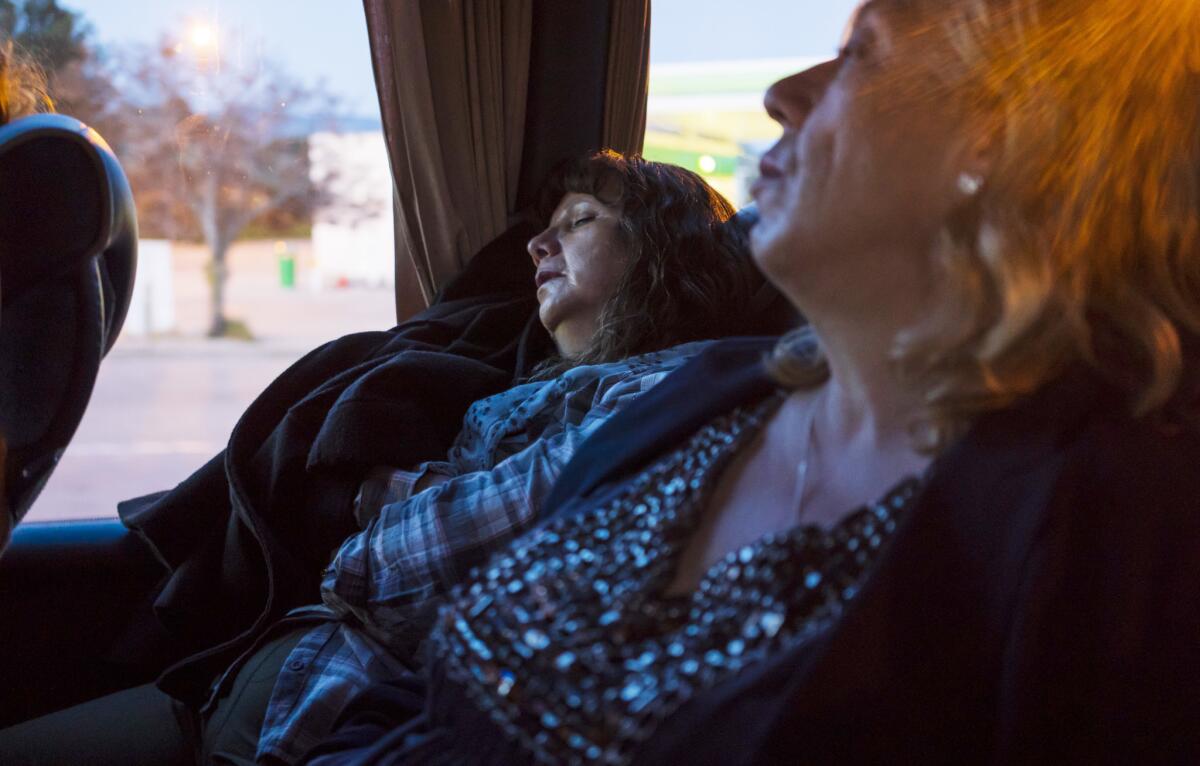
left=181, top=19, right=220, bottom=75
left=188, top=22, right=217, bottom=52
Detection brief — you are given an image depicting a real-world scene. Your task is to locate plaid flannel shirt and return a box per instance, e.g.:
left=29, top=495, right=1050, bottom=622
left=256, top=342, right=707, bottom=763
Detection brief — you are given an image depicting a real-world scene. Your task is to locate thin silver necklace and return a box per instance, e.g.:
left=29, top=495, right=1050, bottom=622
left=787, top=390, right=822, bottom=518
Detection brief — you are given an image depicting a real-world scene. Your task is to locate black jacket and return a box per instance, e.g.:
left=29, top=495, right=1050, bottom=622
left=312, top=337, right=1200, bottom=764
left=119, top=223, right=554, bottom=705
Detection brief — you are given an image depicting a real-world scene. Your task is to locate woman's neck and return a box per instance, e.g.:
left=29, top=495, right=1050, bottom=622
left=803, top=288, right=932, bottom=453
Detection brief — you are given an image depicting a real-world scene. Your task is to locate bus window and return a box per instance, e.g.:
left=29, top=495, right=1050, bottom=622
left=645, top=0, right=860, bottom=207
left=16, top=0, right=386, bottom=522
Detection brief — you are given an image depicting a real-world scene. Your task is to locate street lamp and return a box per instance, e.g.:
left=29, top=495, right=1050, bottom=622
left=181, top=19, right=220, bottom=72
left=188, top=22, right=216, bottom=51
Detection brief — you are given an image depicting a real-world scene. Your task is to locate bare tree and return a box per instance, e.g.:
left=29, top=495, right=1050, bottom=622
left=115, top=43, right=337, bottom=337
left=9, top=5, right=354, bottom=339
left=176, top=80, right=321, bottom=335
left=0, top=0, right=87, bottom=72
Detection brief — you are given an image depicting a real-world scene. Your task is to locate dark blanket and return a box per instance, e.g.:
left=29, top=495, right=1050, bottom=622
left=119, top=222, right=554, bottom=705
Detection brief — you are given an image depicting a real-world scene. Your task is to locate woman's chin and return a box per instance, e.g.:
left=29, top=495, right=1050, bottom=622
left=537, top=301, right=559, bottom=332
left=750, top=226, right=793, bottom=280
left=539, top=309, right=573, bottom=351
left=750, top=213, right=788, bottom=252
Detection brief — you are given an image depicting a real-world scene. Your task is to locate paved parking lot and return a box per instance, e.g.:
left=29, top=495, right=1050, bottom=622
left=24, top=240, right=398, bottom=523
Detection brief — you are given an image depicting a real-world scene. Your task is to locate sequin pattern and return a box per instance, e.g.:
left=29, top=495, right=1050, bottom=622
left=432, top=395, right=921, bottom=765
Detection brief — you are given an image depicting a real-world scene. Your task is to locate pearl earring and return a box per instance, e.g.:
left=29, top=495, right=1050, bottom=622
left=957, top=172, right=983, bottom=196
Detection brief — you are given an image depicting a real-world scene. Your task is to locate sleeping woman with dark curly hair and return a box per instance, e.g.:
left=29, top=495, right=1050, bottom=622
left=0, top=150, right=787, bottom=764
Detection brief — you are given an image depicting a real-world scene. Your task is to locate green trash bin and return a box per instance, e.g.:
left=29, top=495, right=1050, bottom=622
left=276, top=241, right=296, bottom=288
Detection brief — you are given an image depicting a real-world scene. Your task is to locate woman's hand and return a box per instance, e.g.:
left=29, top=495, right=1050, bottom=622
left=413, top=471, right=451, bottom=494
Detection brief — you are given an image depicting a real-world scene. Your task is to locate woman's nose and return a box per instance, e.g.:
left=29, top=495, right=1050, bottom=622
left=528, top=229, right=560, bottom=265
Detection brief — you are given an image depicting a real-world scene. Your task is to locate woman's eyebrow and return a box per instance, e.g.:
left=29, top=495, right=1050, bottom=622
left=841, top=1, right=882, bottom=49
left=551, top=200, right=591, bottom=225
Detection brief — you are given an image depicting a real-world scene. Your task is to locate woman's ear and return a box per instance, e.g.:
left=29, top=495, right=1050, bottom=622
left=955, top=115, right=1004, bottom=198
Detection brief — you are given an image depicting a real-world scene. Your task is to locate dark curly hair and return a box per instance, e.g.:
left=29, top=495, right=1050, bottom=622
left=534, top=149, right=766, bottom=371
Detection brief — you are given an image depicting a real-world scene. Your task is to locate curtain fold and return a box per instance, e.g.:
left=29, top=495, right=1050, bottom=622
left=364, top=0, right=531, bottom=315
left=603, top=0, right=652, bottom=155
left=365, top=0, right=651, bottom=319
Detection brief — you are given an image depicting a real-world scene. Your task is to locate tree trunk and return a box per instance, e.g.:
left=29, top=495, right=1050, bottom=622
left=201, top=172, right=230, bottom=337
left=206, top=242, right=229, bottom=337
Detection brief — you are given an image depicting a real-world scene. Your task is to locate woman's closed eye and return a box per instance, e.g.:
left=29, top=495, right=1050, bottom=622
left=838, top=39, right=869, bottom=63
left=571, top=215, right=597, bottom=229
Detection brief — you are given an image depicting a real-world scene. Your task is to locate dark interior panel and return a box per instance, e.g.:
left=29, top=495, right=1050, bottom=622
left=515, top=0, right=612, bottom=212
left=0, top=520, right=166, bottom=728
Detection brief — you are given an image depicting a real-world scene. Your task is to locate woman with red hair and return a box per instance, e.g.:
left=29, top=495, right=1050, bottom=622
left=308, top=1, right=1200, bottom=762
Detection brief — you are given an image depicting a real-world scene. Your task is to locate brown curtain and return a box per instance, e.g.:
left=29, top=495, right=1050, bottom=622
left=364, top=0, right=532, bottom=317
left=365, top=0, right=653, bottom=319
left=603, top=0, right=652, bottom=155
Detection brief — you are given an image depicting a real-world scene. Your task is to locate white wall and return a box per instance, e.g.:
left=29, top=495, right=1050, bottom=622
left=123, top=239, right=176, bottom=335
left=308, top=131, right=394, bottom=288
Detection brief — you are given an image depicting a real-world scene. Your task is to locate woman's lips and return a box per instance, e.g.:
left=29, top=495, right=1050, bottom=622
left=535, top=271, right=564, bottom=288
left=750, top=179, right=776, bottom=206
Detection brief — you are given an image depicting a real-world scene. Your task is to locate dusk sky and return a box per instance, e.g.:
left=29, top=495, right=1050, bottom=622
left=63, top=1, right=862, bottom=118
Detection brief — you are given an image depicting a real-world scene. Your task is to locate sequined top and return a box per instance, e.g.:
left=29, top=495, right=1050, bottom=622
left=431, top=394, right=921, bottom=766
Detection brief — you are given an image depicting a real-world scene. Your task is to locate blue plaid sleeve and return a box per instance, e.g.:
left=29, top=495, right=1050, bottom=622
left=352, top=466, right=422, bottom=527
left=319, top=366, right=675, bottom=650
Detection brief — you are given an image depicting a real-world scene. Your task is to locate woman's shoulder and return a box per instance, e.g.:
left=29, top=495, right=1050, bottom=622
left=681, top=335, right=781, bottom=364
left=1035, top=366, right=1200, bottom=502
left=1001, top=393, right=1200, bottom=738
left=559, top=336, right=778, bottom=397
left=921, top=367, right=1200, bottom=602
left=956, top=369, right=1200, bottom=575
left=958, top=366, right=1200, bottom=502
left=590, top=336, right=780, bottom=403
left=588, top=336, right=772, bottom=373
left=626, top=336, right=779, bottom=379
left=575, top=339, right=713, bottom=381
left=1071, top=405, right=1200, bottom=520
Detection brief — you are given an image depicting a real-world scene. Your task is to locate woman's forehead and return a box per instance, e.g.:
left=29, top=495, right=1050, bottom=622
left=555, top=192, right=598, bottom=211
left=844, top=0, right=895, bottom=44
left=852, top=0, right=954, bottom=37
left=844, top=0, right=949, bottom=66
left=551, top=192, right=611, bottom=221
left=846, top=0, right=880, bottom=33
